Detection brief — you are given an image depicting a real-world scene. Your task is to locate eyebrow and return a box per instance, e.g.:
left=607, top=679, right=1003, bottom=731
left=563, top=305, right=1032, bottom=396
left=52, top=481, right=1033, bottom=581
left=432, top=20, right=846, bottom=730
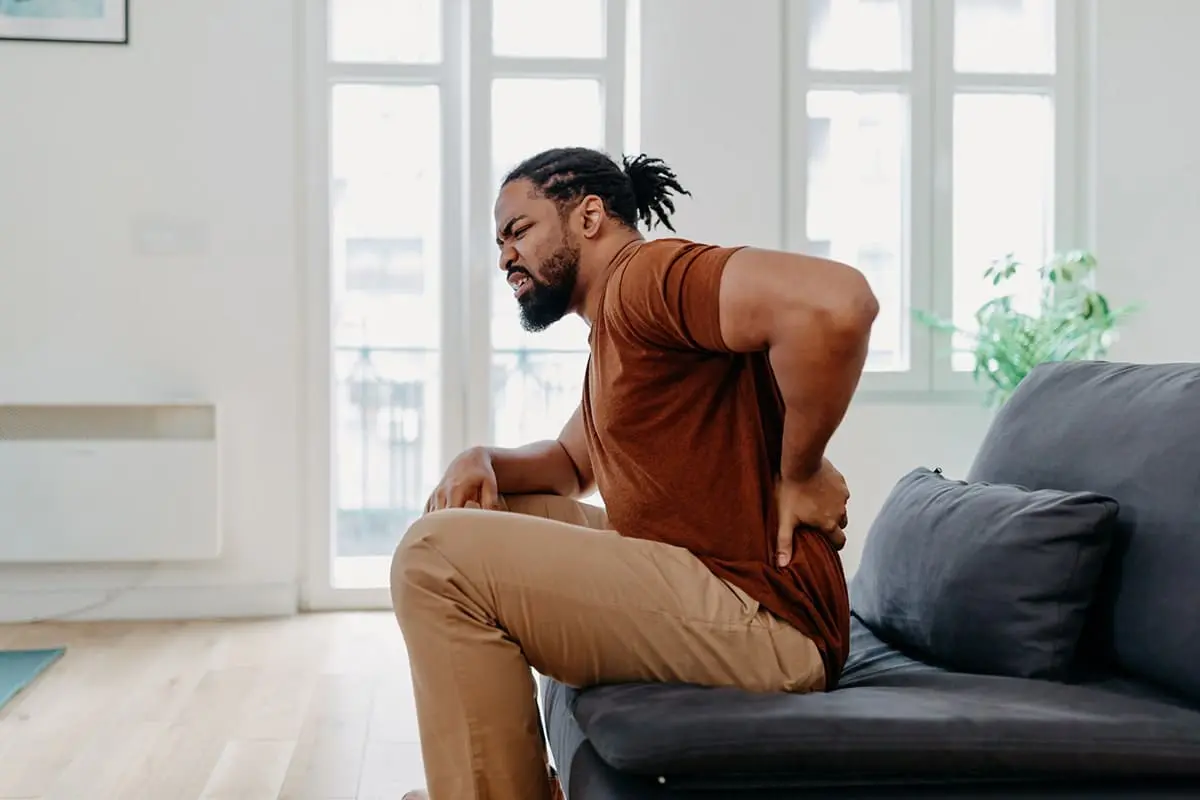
left=496, top=215, right=528, bottom=247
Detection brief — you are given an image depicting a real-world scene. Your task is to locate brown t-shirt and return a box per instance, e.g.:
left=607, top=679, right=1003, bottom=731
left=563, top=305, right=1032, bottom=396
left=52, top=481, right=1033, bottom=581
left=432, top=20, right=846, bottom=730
left=581, top=237, right=851, bottom=688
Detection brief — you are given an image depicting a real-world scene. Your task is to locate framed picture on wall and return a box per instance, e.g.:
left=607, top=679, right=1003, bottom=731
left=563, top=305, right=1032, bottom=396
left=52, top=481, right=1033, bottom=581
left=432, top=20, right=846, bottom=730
left=0, top=0, right=128, bottom=44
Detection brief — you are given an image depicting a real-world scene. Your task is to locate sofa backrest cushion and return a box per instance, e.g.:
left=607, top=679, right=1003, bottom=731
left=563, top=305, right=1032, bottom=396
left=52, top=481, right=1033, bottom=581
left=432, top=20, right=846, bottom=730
left=967, top=360, right=1200, bottom=701
left=851, top=467, right=1119, bottom=680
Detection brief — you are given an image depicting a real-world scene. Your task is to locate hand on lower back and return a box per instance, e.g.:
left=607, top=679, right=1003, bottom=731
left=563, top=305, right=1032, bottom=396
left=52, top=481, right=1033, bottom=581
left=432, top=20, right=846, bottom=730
left=425, top=447, right=505, bottom=512
left=775, top=458, right=849, bottom=566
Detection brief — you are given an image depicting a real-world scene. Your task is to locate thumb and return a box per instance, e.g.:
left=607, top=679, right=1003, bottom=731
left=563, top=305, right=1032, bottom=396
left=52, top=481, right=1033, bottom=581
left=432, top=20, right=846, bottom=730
left=777, top=522, right=794, bottom=568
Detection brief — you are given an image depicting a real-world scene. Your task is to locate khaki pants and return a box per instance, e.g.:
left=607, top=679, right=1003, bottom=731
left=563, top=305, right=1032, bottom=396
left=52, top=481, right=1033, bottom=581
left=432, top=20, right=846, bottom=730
left=390, top=493, right=825, bottom=800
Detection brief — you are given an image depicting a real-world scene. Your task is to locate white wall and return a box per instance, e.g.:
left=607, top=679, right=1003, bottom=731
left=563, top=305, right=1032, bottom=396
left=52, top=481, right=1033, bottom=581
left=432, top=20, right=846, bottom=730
left=640, top=0, right=1200, bottom=576
left=1091, top=0, right=1200, bottom=364
left=0, top=0, right=1196, bottom=619
left=0, top=0, right=301, bottom=620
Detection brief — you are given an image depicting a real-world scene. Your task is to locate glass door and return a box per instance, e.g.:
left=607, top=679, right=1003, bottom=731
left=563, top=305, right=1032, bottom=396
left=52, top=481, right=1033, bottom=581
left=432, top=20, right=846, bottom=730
left=306, top=0, right=631, bottom=608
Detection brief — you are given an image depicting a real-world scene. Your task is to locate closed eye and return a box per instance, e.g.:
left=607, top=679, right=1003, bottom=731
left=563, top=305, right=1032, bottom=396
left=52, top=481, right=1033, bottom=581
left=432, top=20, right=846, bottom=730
left=497, top=223, right=533, bottom=248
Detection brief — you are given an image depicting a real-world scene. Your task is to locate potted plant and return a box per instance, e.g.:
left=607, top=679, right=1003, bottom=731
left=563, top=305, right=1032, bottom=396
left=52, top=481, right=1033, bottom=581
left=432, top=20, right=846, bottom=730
left=914, top=250, right=1138, bottom=407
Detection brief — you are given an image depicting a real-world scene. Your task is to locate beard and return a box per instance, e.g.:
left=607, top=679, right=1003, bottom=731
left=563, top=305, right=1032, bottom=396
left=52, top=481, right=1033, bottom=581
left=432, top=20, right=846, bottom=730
left=514, top=238, right=581, bottom=332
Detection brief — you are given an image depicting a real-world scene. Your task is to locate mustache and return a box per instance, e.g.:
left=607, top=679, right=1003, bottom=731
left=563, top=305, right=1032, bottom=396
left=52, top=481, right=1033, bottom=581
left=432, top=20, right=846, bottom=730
left=506, top=265, right=533, bottom=281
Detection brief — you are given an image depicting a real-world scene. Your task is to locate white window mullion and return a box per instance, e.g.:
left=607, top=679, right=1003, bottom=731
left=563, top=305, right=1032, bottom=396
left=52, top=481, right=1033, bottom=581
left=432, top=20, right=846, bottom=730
left=464, top=0, right=495, bottom=448
left=906, top=0, right=935, bottom=392
left=807, top=70, right=915, bottom=91
left=491, top=56, right=610, bottom=79
left=623, top=0, right=641, bottom=153
left=603, top=0, right=627, bottom=153
left=302, top=0, right=334, bottom=610
left=439, top=0, right=470, bottom=461
left=929, top=0, right=962, bottom=392
left=1075, top=0, right=1098, bottom=250
left=782, top=0, right=809, bottom=255
left=949, top=72, right=1059, bottom=91
left=325, top=62, right=445, bottom=84
left=1054, top=0, right=1085, bottom=251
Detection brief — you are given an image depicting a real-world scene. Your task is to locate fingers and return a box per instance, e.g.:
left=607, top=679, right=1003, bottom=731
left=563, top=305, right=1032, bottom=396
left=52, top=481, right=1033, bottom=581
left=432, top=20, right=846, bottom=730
left=776, top=524, right=794, bottom=568
left=446, top=482, right=476, bottom=509
left=784, top=525, right=848, bottom=558
left=425, top=483, right=505, bottom=514
left=425, top=485, right=459, bottom=513
left=478, top=477, right=504, bottom=511
left=823, top=509, right=848, bottom=551
left=827, top=526, right=847, bottom=551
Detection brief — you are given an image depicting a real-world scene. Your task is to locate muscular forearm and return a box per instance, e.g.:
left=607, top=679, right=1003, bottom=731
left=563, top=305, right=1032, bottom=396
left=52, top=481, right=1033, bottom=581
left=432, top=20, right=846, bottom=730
left=769, top=309, right=874, bottom=480
left=484, top=440, right=590, bottom=498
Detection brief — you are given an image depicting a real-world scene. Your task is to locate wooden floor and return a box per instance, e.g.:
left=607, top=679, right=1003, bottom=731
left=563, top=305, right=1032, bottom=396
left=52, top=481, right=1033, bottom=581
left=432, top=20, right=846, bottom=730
left=0, top=613, right=425, bottom=799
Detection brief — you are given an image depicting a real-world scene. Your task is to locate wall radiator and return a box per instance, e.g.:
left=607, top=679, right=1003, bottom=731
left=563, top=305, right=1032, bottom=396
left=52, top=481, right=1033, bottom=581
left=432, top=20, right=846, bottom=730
left=0, top=403, right=220, bottom=563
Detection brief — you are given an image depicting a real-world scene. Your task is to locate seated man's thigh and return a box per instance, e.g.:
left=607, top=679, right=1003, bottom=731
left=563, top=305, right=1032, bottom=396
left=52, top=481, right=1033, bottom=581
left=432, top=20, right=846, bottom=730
left=501, top=493, right=610, bottom=530
left=391, top=507, right=823, bottom=694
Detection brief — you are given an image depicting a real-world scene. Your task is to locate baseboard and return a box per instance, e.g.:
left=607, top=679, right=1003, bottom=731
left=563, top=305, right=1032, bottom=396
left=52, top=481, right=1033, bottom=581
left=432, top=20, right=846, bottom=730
left=0, top=582, right=298, bottom=624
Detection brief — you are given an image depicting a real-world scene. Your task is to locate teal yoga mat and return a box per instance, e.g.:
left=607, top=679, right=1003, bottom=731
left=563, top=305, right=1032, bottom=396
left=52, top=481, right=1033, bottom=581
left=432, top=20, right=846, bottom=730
left=0, top=649, right=64, bottom=711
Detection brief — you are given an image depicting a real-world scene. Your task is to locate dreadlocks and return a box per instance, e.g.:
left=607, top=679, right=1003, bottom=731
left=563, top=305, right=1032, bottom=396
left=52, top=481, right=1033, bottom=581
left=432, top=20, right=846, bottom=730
left=501, top=147, right=691, bottom=233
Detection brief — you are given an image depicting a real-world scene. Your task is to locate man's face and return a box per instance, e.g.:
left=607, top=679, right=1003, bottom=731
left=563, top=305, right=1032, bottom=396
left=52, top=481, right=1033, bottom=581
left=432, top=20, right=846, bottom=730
left=494, top=179, right=581, bottom=332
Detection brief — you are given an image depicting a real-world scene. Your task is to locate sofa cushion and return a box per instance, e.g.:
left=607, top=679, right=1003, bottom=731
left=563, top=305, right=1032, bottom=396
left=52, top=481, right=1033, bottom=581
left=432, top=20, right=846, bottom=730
left=967, top=361, right=1200, bottom=701
left=541, top=617, right=947, bottom=800
left=546, top=619, right=1200, bottom=795
left=849, top=466, right=1119, bottom=680
left=569, top=660, right=1200, bottom=780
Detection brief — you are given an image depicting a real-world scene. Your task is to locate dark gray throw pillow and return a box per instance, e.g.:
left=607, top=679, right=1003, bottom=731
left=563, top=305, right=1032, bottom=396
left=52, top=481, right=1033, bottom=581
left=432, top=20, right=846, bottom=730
left=850, top=467, right=1120, bottom=681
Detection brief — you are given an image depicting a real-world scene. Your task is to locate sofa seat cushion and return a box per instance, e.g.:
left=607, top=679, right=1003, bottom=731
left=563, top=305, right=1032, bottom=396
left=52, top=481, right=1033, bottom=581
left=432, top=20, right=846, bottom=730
left=541, top=615, right=945, bottom=798
left=569, top=622, right=1200, bottom=781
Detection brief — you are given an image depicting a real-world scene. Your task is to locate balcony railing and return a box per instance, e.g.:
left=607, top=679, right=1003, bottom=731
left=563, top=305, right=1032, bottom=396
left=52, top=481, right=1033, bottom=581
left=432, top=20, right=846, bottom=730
left=333, top=344, right=588, bottom=557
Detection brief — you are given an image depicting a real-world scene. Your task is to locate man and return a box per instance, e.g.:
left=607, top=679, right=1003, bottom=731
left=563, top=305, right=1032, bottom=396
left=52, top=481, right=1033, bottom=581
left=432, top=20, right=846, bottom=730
left=393, top=147, right=879, bottom=799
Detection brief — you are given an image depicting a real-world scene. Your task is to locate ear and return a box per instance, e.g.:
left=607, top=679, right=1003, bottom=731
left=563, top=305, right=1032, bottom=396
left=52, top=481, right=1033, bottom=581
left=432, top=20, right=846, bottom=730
left=577, top=195, right=606, bottom=239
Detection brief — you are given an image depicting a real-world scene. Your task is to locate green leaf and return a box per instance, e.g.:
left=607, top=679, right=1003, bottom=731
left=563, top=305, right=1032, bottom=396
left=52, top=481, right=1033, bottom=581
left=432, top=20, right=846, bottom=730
left=912, top=308, right=960, bottom=334
left=948, top=249, right=1136, bottom=406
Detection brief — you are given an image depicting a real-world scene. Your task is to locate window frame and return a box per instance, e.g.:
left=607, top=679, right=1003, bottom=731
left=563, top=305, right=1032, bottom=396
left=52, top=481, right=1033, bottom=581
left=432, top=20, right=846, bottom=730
left=783, top=0, right=1091, bottom=396
left=302, top=0, right=630, bottom=610
left=460, top=0, right=629, bottom=446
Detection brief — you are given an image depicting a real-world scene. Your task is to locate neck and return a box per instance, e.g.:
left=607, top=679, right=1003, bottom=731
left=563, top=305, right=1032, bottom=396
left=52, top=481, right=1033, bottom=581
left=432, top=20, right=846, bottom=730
left=574, top=229, right=643, bottom=325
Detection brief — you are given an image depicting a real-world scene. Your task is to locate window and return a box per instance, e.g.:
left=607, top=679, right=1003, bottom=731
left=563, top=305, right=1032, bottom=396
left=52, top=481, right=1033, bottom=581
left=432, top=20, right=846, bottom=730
left=786, top=0, right=1087, bottom=391
left=345, top=237, right=426, bottom=294
left=310, top=0, right=632, bottom=597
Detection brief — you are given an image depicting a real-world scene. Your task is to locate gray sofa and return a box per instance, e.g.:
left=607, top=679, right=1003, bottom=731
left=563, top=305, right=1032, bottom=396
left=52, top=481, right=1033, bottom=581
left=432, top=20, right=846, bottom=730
left=541, top=360, right=1200, bottom=798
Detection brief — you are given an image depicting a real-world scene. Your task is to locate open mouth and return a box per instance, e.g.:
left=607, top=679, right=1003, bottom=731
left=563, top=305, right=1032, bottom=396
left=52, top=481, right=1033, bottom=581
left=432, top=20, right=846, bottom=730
left=508, top=271, right=533, bottom=298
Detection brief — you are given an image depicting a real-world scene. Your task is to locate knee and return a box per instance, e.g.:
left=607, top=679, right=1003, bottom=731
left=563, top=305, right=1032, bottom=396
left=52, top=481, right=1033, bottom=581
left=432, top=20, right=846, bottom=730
left=390, top=510, right=464, bottom=626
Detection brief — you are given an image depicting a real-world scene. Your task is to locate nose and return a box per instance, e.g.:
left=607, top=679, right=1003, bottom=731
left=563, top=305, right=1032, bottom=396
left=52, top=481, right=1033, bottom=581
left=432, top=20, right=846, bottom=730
left=498, top=242, right=518, bottom=273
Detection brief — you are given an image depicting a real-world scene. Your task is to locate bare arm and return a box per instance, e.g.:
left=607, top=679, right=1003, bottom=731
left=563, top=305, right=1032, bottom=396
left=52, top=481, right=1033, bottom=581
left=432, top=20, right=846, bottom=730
left=717, top=247, right=879, bottom=479
left=488, top=405, right=595, bottom=499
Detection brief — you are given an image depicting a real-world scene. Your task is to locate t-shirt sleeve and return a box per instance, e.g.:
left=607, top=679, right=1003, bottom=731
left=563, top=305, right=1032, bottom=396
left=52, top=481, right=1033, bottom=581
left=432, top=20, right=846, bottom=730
left=608, top=241, right=745, bottom=352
